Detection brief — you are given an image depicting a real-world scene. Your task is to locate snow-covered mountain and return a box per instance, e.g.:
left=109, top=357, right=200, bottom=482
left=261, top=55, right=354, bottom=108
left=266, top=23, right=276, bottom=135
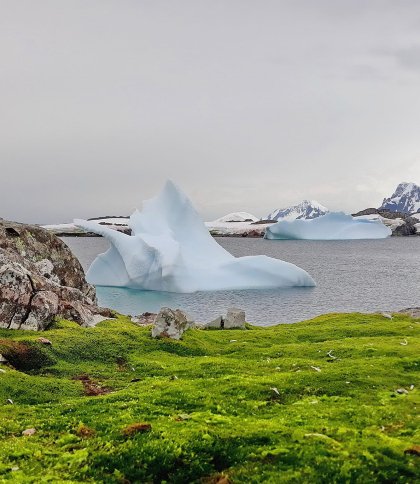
left=380, top=182, right=420, bottom=214
left=266, top=200, right=329, bottom=221
left=211, top=212, right=259, bottom=223
left=205, top=212, right=266, bottom=236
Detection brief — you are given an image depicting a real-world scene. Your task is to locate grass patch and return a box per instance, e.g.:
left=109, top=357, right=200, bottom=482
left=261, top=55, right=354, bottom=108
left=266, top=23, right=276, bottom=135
left=0, top=312, right=418, bottom=482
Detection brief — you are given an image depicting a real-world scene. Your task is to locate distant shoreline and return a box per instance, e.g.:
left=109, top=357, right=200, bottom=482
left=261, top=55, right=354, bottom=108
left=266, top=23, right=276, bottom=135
left=57, top=232, right=266, bottom=238
left=57, top=232, right=419, bottom=239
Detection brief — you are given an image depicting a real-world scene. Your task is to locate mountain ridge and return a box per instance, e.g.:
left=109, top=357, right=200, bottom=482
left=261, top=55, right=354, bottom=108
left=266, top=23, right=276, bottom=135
left=266, top=200, right=329, bottom=221
left=380, top=182, right=420, bottom=214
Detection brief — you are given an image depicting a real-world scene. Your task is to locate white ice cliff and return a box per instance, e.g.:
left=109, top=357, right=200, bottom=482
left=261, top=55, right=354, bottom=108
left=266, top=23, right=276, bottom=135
left=75, top=181, right=315, bottom=292
left=265, top=212, right=392, bottom=240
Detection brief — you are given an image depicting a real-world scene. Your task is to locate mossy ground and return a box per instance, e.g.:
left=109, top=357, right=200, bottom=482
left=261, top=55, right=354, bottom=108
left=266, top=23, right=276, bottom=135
left=0, top=313, right=418, bottom=483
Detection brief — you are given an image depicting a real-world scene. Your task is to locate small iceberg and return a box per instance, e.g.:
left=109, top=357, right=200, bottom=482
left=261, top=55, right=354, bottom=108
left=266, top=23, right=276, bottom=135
left=75, top=181, right=315, bottom=292
left=265, top=212, right=392, bottom=240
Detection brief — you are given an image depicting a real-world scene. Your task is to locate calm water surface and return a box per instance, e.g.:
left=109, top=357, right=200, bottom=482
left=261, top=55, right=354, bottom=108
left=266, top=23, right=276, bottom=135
left=62, top=237, right=420, bottom=325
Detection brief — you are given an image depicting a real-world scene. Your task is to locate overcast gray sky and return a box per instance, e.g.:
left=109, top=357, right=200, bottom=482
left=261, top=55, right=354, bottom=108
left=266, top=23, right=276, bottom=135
left=1, top=0, right=420, bottom=223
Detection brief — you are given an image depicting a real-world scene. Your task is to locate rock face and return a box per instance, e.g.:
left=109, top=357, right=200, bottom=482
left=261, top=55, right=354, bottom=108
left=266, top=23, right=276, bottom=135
left=0, top=220, right=111, bottom=330
left=392, top=217, right=418, bottom=236
left=151, top=308, right=193, bottom=340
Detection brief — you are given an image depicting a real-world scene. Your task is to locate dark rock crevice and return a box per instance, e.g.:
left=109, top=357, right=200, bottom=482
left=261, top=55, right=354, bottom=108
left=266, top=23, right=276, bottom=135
left=18, top=288, right=37, bottom=330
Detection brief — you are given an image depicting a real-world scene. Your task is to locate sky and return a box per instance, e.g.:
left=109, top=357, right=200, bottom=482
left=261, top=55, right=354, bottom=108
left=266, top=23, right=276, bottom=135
left=1, top=0, right=420, bottom=224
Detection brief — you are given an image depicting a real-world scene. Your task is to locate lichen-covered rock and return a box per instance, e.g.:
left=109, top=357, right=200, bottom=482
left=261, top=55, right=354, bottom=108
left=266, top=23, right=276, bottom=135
left=0, top=220, right=112, bottom=330
left=151, top=308, right=193, bottom=340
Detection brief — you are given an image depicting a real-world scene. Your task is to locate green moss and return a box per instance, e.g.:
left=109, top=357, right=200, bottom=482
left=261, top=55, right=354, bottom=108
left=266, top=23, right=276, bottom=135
left=0, top=312, right=418, bottom=482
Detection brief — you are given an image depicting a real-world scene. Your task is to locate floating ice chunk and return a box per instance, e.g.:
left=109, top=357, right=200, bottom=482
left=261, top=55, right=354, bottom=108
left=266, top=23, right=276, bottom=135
left=75, top=181, right=315, bottom=292
left=265, top=212, right=392, bottom=240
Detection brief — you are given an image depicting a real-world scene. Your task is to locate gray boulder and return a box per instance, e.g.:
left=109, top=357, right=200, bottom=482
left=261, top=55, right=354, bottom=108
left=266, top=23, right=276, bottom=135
left=224, top=308, right=246, bottom=329
left=200, top=309, right=246, bottom=329
left=151, top=307, right=193, bottom=340
left=0, top=220, right=112, bottom=330
left=202, top=315, right=223, bottom=329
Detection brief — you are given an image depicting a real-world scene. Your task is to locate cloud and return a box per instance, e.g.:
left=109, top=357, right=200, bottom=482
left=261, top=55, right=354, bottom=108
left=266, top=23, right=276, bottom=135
left=391, top=44, right=420, bottom=71
left=0, top=1, right=420, bottom=223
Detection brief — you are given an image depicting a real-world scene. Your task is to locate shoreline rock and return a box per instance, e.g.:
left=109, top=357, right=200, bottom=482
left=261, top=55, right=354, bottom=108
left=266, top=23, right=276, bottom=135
left=0, top=220, right=112, bottom=330
left=201, top=308, right=246, bottom=330
left=398, top=307, right=420, bottom=318
left=151, top=308, right=193, bottom=340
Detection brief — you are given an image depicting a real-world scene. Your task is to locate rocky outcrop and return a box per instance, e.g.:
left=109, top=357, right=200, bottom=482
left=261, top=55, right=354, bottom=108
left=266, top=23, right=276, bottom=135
left=392, top=217, right=418, bottom=236
left=0, top=220, right=112, bottom=330
left=151, top=307, right=193, bottom=340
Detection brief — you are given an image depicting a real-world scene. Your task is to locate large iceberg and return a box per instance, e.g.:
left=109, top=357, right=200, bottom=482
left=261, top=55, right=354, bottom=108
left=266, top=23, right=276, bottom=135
left=75, top=181, right=315, bottom=292
left=265, top=212, right=392, bottom=240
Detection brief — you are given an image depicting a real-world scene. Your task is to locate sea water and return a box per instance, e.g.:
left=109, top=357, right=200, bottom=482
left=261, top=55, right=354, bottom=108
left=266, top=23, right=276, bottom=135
left=62, top=236, right=420, bottom=325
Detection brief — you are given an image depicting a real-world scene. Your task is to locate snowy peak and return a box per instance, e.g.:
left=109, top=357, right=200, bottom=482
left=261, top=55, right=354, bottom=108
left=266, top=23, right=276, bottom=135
left=211, top=212, right=259, bottom=223
left=266, top=200, right=329, bottom=221
left=380, top=182, right=420, bottom=214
